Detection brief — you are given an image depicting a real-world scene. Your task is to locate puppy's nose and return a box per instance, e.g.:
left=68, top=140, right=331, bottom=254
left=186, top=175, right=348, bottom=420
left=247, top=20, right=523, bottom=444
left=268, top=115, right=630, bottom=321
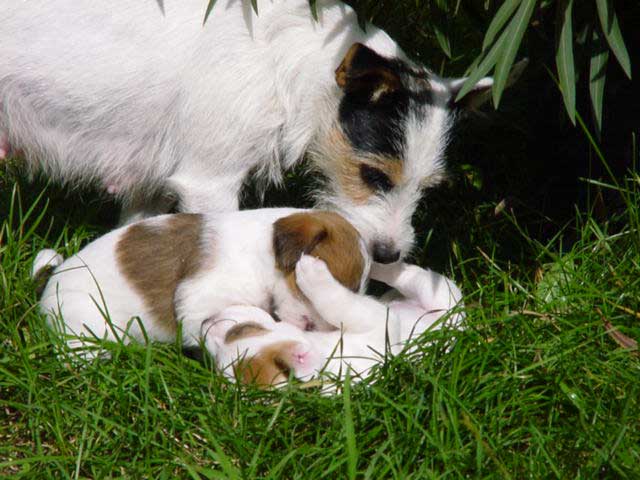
left=372, top=241, right=400, bottom=264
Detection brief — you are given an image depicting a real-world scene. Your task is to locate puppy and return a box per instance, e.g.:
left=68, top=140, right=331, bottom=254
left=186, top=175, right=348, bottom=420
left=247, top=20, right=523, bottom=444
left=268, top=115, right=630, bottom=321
left=205, top=256, right=463, bottom=388
left=32, top=209, right=370, bottom=356
left=0, top=0, right=523, bottom=261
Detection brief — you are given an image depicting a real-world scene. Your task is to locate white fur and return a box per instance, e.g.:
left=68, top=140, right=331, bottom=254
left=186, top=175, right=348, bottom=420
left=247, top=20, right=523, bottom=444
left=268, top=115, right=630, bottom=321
left=207, top=256, right=464, bottom=388
left=0, top=0, right=488, bottom=256
left=34, top=208, right=368, bottom=355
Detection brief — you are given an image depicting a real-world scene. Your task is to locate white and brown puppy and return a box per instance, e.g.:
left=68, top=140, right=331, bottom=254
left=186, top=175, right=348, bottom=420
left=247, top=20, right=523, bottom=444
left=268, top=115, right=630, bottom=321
left=32, top=209, right=370, bottom=355
left=205, top=257, right=463, bottom=388
left=1, top=0, right=524, bottom=262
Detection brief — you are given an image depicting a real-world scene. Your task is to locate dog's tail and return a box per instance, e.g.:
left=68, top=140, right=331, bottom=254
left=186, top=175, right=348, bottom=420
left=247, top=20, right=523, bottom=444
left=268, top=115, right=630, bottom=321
left=32, top=249, right=63, bottom=296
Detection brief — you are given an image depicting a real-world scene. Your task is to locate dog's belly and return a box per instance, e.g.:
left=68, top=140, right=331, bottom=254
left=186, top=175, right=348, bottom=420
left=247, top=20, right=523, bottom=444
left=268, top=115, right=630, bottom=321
left=0, top=0, right=285, bottom=200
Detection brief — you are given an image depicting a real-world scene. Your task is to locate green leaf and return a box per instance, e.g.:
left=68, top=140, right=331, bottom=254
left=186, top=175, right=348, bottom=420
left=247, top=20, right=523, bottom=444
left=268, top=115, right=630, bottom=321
left=589, top=27, right=609, bottom=134
left=433, top=23, right=452, bottom=59
left=555, top=0, right=576, bottom=124
left=251, top=0, right=258, bottom=15
left=482, top=0, right=521, bottom=51
left=595, top=0, right=631, bottom=79
left=203, top=0, right=218, bottom=25
left=492, top=0, right=536, bottom=107
left=455, top=24, right=512, bottom=102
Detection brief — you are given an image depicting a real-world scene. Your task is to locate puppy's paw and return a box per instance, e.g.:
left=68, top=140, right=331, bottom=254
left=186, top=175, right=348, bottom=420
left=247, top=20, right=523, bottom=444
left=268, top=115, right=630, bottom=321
left=295, top=255, right=334, bottom=297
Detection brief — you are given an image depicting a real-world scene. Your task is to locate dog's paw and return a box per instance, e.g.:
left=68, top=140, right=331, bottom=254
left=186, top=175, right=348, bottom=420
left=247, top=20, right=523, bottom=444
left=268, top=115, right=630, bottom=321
left=295, top=255, right=334, bottom=296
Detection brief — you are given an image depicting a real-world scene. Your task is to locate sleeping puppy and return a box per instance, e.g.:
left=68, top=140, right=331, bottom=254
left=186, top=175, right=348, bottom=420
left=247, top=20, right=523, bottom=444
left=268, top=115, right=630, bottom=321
left=32, top=209, right=370, bottom=356
left=204, top=257, right=463, bottom=388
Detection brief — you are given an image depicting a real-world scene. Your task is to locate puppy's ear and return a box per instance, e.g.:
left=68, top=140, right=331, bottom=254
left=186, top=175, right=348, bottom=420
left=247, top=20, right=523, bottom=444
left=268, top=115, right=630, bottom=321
left=335, top=43, right=401, bottom=103
left=234, top=341, right=298, bottom=388
left=273, top=213, right=329, bottom=272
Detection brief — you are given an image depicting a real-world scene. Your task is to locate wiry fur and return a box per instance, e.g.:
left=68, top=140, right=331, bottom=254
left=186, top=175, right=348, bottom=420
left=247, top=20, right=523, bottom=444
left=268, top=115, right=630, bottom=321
left=0, top=0, right=502, bottom=257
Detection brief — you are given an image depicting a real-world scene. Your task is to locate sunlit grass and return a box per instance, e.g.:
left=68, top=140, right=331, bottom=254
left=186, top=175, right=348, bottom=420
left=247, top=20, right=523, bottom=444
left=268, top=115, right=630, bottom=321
left=1, top=160, right=639, bottom=478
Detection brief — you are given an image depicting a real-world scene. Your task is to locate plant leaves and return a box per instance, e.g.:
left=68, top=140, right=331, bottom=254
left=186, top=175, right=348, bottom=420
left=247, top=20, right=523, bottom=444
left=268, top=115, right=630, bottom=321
left=589, top=27, right=609, bottom=134
left=203, top=0, right=218, bottom=25
left=555, top=0, right=576, bottom=124
left=493, top=0, right=536, bottom=107
left=433, top=23, right=452, bottom=58
left=455, top=22, right=512, bottom=102
left=482, top=0, right=521, bottom=51
left=595, top=0, right=632, bottom=79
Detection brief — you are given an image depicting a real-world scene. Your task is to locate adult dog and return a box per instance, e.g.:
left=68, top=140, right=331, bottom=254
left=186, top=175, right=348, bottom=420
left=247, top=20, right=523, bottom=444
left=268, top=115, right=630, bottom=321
left=1, top=0, right=517, bottom=262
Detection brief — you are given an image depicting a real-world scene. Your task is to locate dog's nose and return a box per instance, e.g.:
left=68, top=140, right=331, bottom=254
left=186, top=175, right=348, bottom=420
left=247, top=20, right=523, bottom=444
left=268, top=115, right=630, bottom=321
left=372, top=241, right=401, bottom=264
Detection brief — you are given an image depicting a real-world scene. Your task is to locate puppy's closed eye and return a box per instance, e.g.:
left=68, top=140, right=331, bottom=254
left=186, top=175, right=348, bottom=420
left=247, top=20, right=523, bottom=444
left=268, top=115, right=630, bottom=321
left=224, top=321, right=269, bottom=344
left=360, top=164, right=394, bottom=192
left=273, top=356, right=292, bottom=378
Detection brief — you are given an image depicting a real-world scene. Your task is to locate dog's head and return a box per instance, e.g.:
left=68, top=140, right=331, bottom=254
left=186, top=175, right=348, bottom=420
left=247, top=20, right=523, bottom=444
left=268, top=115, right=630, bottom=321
left=312, top=43, right=524, bottom=263
left=203, top=305, right=320, bottom=387
left=271, top=210, right=370, bottom=331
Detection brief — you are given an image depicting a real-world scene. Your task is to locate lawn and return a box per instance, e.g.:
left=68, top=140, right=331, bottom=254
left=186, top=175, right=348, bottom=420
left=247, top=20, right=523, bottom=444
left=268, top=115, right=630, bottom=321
left=1, top=143, right=639, bottom=479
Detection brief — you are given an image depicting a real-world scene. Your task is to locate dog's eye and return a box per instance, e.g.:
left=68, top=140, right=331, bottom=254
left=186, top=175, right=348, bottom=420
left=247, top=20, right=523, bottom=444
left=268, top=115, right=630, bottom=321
left=360, top=164, right=394, bottom=192
left=274, top=357, right=292, bottom=378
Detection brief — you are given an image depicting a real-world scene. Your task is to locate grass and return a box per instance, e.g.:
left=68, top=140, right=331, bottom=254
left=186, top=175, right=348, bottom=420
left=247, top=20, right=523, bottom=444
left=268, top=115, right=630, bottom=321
left=1, top=156, right=639, bottom=478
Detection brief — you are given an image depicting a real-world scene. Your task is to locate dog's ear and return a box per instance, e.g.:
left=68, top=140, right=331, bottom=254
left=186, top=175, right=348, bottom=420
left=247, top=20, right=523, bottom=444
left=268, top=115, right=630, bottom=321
left=233, top=341, right=299, bottom=387
left=450, top=58, right=528, bottom=110
left=273, top=213, right=329, bottom=273
left=335, top=43, right=401, bottom=103
left=274, top=211, right=367, bottom=293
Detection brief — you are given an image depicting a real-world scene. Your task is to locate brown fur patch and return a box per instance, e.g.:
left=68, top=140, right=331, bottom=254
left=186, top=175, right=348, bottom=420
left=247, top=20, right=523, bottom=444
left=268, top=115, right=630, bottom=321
left=273, top=211, right=365, bottom=297
left=322, top=128, right=404, bottom=204
left=234, top=341, right=299, bottom=387
left=224, top=321, right=270, bottom=344
left=116, top=214, right=205, bottom=335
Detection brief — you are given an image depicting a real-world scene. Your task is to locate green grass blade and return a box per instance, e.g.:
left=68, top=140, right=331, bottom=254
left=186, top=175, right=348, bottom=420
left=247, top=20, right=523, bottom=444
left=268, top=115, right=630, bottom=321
left=589, top=27, right=609, bottom=134
left=493, top=0, right=536, bottom=108
left=555, top=0, right=576, bottom=124
left=482, top=0, right=521, bottom=51
left=203, top=0, right=218, bottom=25
left=207, top=437, right=243, bottom=480
left=595, top=0, right=632, bottom=79
left=309, top=0, right=318, bottom=21
left=343, top=371, right=358, bottom=480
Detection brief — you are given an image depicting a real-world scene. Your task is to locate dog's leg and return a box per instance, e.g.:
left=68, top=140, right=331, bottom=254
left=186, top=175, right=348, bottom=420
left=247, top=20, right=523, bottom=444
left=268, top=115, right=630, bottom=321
left=371, top=262, right=463, bottom=317
left=167, top=169, right=246, bottom=214
left=295, top=255, right=394, bottom=333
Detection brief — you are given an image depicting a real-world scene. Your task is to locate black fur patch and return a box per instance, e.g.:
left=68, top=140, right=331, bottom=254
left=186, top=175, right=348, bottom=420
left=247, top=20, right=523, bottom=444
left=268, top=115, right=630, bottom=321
left=339, top=85, right=409, bottom=157
left=336, top=45, right=432, bottom=158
